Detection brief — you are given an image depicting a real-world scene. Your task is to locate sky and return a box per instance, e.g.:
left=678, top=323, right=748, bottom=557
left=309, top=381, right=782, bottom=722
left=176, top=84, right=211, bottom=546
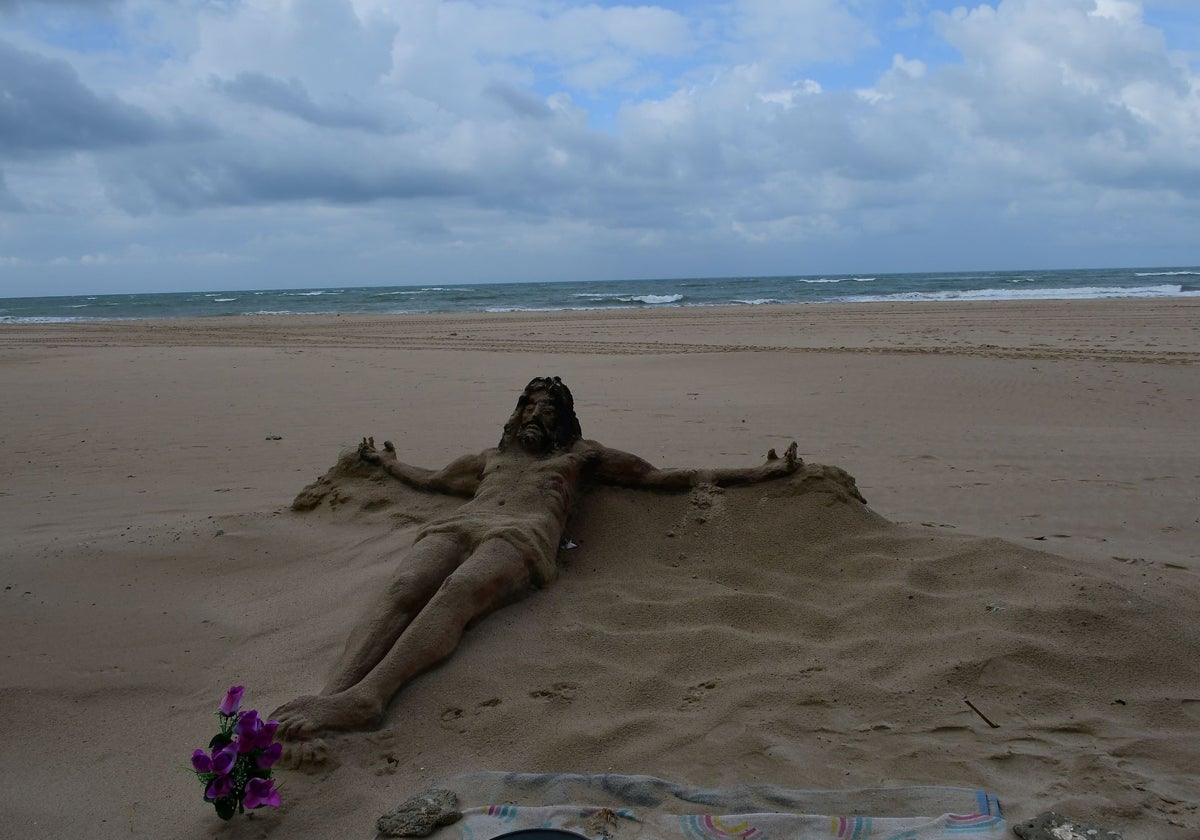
left=0, top=0, right=1198, bottom=297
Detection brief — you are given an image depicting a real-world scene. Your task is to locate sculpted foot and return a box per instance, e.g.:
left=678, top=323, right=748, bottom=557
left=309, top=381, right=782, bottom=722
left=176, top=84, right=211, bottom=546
left=271, top=691, right=383, bottom=741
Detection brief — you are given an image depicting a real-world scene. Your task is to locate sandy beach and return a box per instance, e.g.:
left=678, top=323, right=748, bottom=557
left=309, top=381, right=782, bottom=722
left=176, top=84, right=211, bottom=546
left=2, top=298, right=1198, bottom=839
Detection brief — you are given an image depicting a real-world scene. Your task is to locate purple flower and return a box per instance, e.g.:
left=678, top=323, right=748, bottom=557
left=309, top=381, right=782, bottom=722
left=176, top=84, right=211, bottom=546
left=191, top=749, right=213, bottom=773
left=256, top=741, right=283, bottom=770
left=205, top=774, right=234, bottom=801
left=243, top=777, right=281, bottom=810
left=219, top=685, right=245, bottom=716
left=211, top=742, right=239, bottom=776
left=235, top=709, right=262, bottom=753
left=256, top=719, right=280, bottom=750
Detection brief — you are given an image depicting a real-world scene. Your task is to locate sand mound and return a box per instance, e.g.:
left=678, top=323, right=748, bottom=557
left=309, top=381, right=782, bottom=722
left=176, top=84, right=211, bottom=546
left=7, top=454, right=1198, bottom=839
left=255, top=454, right=1199, bottom=836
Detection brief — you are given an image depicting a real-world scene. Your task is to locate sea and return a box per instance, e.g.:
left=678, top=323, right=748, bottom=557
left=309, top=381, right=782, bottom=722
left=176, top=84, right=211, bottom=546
left=2, top=266, right=1198, bottom=323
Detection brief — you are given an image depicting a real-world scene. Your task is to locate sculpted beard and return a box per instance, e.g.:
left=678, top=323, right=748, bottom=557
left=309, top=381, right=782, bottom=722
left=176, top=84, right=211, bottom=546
left=519, top=417, right=549, bottom=450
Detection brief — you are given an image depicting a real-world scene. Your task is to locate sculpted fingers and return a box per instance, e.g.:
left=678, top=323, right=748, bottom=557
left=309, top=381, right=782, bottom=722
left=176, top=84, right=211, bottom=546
left=358, top=436, right=380, bottom=463
left=785, top=441, right=799, bottom=469
left=766, top=448, right=779, bottom=461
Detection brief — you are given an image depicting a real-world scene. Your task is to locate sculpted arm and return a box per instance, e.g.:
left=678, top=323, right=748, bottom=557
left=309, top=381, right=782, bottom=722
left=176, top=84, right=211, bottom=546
left=357, top=437, right=484, bottom=497
left=589, top=440, right=800, bottom=490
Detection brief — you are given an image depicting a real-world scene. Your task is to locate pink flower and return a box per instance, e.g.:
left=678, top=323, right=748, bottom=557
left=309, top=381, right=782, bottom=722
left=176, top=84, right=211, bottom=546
left=219, top=685, right=245, bottom=716
left=243, top=778, right=281, bottom=809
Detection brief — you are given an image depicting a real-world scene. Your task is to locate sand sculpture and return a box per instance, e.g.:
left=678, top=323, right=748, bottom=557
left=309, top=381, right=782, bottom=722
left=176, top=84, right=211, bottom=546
left=272, top=376, right=799, bottom=741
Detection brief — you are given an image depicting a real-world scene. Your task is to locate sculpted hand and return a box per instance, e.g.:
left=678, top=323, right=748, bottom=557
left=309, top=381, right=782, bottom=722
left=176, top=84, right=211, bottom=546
left=765, top=442, right=800, bottom=474
left=358, top=437, right=398, bottom=465
left=357, top=436, right=380, bottom=464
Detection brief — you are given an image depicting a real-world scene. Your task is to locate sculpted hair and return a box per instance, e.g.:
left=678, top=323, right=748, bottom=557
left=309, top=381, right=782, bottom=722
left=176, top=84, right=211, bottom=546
left=499, top=376, right=583, bottom=450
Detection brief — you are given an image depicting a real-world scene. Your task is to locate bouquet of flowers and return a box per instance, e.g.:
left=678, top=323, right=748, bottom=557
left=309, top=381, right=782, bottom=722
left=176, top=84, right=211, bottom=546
left=190, top=685, right=283, bottom=819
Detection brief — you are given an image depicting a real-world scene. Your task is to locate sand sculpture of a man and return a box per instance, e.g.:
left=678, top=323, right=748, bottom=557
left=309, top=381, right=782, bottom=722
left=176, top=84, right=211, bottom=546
left=273, top=376, right=798, bottom=741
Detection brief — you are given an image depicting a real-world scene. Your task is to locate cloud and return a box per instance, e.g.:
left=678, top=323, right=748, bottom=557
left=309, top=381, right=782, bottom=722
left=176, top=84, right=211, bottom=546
left=0, top=39, right=160, bottom=154
left=0, top=0, right=121, bottom=10
left=0, top=0, right=1198, bottom=296
left=212, top=72, right=389, bottom=132
left=0, top=169, right=24, bottom=211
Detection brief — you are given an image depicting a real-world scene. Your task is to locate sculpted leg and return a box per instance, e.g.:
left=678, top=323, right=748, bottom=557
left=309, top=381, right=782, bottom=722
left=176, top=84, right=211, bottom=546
left=321, top=532, right=468, bottom=694
left=271, top=532, right=468, bottom=739
left=274, top=538, right=532, bottom=741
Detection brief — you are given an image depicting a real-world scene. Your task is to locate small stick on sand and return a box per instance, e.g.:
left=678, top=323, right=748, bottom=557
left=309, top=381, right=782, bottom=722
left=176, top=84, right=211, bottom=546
left=964, top=697, right=1000, bottom=728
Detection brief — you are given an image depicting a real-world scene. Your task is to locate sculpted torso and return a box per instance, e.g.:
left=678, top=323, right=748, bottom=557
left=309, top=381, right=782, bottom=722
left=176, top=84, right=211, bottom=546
left=416, top=443, right=595, bottom=583
left=459, top=445, right=586, bottom=533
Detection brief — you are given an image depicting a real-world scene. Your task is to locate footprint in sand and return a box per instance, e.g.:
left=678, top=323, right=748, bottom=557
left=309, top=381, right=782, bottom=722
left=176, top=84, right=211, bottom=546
left=678, top=680, right=718, bottom=711
left=280, top=738, right=332, bottom=772
left=530, top=682, right=577, bottom=702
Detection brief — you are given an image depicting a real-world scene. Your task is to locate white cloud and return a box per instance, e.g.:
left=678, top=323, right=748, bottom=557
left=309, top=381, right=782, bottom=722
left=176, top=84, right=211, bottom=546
left=0, top=0, right=1198, bottom=296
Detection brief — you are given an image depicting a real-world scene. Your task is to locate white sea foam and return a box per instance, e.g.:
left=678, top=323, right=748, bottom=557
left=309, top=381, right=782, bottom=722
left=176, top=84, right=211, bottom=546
left=485, top=306, right=566, bottom=313
left=1006, top=277, right=1037, bottom=283
left=852, top=277, right=876, bottom=282
left=732, top=298, right=782, bottom=305
left=69, top=304, right=90, bottom=308
left=796, top=278, right=842, bottom=284
left=628, top=294, right=683, bottom=304
left=1135, top=270, right=1200, bottom=277
left=213, top=298, right=237, bottom=302
left=838, top=284, right=1196, bottom=304
left=570, top=293, right=682, bottom=304
left=0, top=315, right=134, bottom=323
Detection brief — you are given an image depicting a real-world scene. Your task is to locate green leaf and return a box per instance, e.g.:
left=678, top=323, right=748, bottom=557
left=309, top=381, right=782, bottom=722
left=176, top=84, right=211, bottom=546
left=214, top=798, right=236, bottom=821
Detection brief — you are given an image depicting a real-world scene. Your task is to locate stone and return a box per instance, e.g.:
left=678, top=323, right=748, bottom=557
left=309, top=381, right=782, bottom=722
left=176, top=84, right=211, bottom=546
left=375, top=788, right=461, bottom=837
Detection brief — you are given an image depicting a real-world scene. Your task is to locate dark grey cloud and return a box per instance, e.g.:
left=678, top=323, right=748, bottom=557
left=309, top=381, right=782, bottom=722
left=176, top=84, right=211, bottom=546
left=212, top=72, right=390, bottom=132
left=485, top=83, right=553, bottom=119
left=0, top=39, right=159, bottom=155
left=103, top=148, right=475, bottom=212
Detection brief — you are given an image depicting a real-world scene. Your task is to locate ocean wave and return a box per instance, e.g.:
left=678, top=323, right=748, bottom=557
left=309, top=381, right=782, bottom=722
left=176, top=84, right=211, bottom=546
left=852, top=277, right=876, bottom=282
left=629, top=294, right=683, bottom=304
left=838, top=284, right=1197, bottom=304
left=570, top=292, right=683, bottom=304
left=1006, top=277, right=1037, bottom=283
left=0, top=315, right=135, bottom=323
left=732, top=298, right=782, bottom=305
left=284, top=290, right=340, bottom=296
left=1134, top=270, right=1200, bottom=277
left=796, top=278, right=842, bottom=284
left=213, top=298, right=237, bottom=302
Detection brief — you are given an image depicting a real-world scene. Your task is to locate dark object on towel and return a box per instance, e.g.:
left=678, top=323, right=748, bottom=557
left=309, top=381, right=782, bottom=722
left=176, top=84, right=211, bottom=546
left=1013, top=811, right=1124, bottom=840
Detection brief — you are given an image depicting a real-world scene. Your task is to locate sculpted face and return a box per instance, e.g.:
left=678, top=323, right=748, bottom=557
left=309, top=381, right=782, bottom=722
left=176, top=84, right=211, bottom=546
left=517, top=389, right=558, bottom=453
